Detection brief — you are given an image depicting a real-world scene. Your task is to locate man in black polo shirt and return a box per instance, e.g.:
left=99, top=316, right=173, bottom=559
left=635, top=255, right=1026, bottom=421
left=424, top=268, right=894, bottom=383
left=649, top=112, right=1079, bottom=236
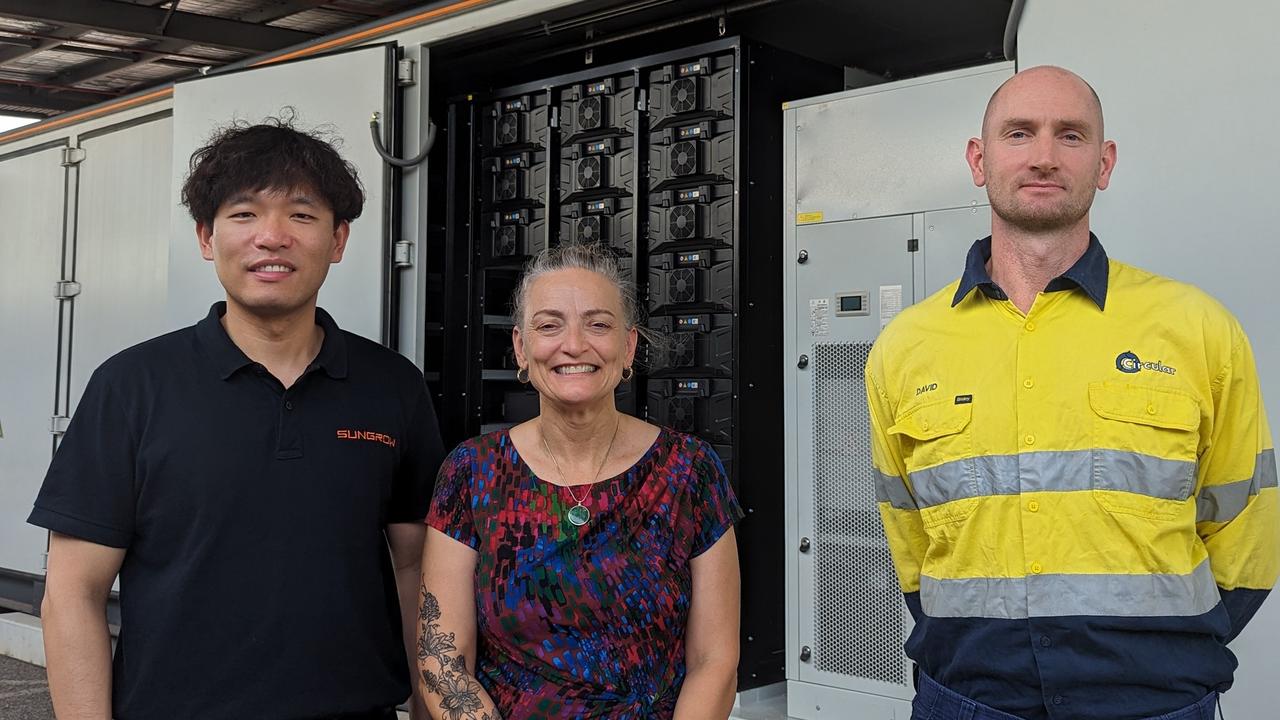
left=29, top=119, right=443, bottom=719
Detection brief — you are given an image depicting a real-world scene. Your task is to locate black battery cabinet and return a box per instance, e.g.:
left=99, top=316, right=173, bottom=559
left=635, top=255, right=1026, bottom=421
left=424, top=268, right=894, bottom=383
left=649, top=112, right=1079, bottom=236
left=440, top=37, right=842, bottom=690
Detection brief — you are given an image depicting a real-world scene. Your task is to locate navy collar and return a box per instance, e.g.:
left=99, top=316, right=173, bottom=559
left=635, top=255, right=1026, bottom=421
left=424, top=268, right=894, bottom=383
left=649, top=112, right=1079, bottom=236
left=951, top=233, right=1109, bottom=310
left=194, top=302, right=349, bottom=381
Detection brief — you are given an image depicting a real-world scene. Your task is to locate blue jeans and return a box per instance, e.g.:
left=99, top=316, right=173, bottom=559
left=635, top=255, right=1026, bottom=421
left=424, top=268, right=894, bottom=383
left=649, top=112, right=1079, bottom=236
left=911, top=672, right=1219, bottom=720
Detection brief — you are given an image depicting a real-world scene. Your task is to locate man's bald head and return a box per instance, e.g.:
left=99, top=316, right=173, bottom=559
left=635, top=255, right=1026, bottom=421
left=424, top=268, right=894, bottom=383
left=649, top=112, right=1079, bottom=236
left=981, top=66, right=1104, bottom=141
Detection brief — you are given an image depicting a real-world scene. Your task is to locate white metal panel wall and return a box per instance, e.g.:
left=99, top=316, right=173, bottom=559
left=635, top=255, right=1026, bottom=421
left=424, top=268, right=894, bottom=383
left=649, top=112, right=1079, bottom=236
left=71, top=116, right=174, bottom=408
left=790, top=64, right=1011, bottom=224
left=1018, top=1, right=1280, bottom=716
left=0, top=144, right=69, bottom=575
left=169, top=45, right=391, bottom=342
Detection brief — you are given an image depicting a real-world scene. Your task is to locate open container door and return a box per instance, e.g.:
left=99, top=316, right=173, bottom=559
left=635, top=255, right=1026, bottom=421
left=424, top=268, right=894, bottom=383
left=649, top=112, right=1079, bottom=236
left=168, top=43, right=398, bottom=344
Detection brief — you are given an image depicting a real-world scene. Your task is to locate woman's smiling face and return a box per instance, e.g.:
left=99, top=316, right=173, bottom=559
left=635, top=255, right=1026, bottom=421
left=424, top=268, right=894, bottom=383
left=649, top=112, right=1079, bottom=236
left=513, top=267, right=637, bottom=411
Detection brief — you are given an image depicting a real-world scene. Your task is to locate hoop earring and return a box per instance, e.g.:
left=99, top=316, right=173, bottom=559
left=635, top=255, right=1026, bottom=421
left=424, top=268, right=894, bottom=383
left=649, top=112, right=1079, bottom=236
left=621, top=366, right=634, bottom=382
left=517, top=366, right=530, bottom=384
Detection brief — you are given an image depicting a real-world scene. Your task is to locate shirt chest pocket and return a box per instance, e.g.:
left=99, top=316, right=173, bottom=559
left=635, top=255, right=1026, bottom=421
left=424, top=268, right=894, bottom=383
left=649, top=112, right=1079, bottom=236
left=888, top=400, right=977, bottom=527
left=1088, top=382, right=1201, bottom=518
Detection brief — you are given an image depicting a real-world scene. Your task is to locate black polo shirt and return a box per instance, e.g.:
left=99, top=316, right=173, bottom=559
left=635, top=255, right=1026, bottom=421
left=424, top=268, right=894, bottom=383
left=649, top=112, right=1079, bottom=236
left=29, top=303, right=444, bottom=720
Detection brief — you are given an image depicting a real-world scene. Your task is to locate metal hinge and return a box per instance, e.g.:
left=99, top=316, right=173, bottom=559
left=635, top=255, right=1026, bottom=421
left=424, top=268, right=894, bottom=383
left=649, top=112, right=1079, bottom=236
left=396, top=58, right=416, bottom=87
left=393, top=241, right=414, bottom=268
left=50, top=415, right=70, bottom=435
left=54, top=280, right=81, bottom=299
left=61, top=147, right=85, bottom=166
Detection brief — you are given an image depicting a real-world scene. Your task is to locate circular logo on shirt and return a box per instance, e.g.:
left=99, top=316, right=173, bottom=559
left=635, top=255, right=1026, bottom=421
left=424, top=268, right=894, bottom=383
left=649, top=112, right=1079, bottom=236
left=1116, top=351, right=1141, bottom=374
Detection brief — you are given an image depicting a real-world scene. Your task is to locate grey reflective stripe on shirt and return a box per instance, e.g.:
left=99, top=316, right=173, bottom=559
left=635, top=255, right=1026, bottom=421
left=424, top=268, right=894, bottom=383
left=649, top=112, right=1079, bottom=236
left=919, top=559, right=1220, bottom=619
left=876, top=470, right=919, bottom=510
left=908, top=450, right=1196, bottom=508
left=1197, top=449, right=1278, bottom=523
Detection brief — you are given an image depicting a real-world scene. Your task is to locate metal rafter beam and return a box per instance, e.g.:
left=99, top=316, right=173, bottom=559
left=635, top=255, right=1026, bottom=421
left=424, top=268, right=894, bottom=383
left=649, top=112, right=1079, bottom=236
left=239, top=1, right=332, bottom=24
left=48, top=56, right=144, bottom=86
left=0, top=0, right=318, bottom=53
left=0, top=27, right=82, bottom=66
left=0, top=83, right=116, bottom=112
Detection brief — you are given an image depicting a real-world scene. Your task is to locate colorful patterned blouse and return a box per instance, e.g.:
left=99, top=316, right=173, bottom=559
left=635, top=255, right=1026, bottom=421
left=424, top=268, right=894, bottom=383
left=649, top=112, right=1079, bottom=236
left=426, top=427, right=743, bottom=719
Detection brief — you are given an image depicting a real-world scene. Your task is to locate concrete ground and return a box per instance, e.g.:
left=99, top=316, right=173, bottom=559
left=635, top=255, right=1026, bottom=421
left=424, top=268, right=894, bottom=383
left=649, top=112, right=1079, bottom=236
left=0, top=653, right=53, bottom=720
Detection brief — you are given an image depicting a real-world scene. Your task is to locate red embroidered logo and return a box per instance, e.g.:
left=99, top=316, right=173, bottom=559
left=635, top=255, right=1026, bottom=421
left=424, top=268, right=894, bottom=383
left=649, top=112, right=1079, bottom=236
left=336, top=429, right=397, bottom=448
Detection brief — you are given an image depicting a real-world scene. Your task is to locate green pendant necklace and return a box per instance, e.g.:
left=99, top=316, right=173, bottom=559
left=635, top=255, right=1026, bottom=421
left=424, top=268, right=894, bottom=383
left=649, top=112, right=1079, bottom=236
left=541, top=415, right=620, bottom=527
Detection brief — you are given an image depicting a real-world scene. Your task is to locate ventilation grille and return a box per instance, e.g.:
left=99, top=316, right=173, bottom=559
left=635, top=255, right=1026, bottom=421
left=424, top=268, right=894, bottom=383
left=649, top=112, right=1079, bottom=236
left=668, top=268, right=698, bottom=304
left=670, top=77, right=698, bottom=114
left=575, top=215, right=604, bottom=244
left=810, top=342, right=907, bottom=686
left=668, top=396, right=695, bottom=431
left=495, top=170, right=519, bottom=201
left=670, top=141, right=699, bottom=176
left=493, top=226, right=518, bottom=256
left=495, top=112, right=521, bottom=145
left=668, top=204, right=698, bottom=240
left=669, top=332, right=696, bottom=367
left=577, top=96, right=603, bottom=131
left=575, top=156, right=602, bottom=189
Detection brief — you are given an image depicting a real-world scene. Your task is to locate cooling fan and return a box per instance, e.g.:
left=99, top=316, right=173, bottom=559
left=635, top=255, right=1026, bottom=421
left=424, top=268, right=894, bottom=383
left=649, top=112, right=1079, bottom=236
left=669, top=77, right=699, bottom=114
left=495, top=170, right=520, bottom=201
left=668, top=204, right=698, bottom=240
left=494, top=226, right=518, bottom=256
left=575, top=156, right=603, bottom=190
left=495, top=112, right=521, bottom=145
left=669, top=141, right=699, bottom=176
left=669, top=333, right=696, bottom=367
left=668, top=268, right=698, bottom=304
left=577, top=96, right=604, bottom=131
left=668, top=397, right=696, bottom=431
left=575, top=216, right=604, bottom=244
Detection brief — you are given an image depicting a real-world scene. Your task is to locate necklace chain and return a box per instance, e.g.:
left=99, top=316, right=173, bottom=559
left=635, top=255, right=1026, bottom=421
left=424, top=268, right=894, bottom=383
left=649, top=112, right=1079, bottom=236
left=541, top=414, right=621, bottom=509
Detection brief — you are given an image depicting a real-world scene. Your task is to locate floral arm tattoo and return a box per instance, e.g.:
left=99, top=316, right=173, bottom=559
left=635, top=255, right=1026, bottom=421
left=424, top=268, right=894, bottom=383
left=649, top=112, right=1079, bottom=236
left=418, top=583, right=501, bottom=720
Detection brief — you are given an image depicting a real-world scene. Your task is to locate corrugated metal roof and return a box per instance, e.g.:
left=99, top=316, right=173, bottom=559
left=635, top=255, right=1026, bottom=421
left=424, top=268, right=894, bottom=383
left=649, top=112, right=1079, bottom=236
left=0, top=0, right=415, bottom=118
left=268, top=8, right=371, bottom=34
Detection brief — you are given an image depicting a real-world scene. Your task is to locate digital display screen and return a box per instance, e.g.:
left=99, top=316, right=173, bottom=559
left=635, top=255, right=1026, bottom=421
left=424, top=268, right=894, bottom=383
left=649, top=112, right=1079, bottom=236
left=840, top=295, right=863, bottom=312
left=503, top=98, right=525, bottom=111
left=678, top=62, right=703, bottom=76
left=677, top=380, right=701, bottom=391
left=501, top=211, right=522, bottom=223
left=502, top=155, right=525, bottom=168
left=676, top=188, right=703, bottom=202
left=586, top=200, right=608, bottom=213
left=677, top=252, right=702, bottom=264
left=676, top=316, right=701, bottom=327
left=587, top=80, right=611, bottom=95
left=586, top=140, right=610, bottom=154
left=677, top=125, right=704, bottom=138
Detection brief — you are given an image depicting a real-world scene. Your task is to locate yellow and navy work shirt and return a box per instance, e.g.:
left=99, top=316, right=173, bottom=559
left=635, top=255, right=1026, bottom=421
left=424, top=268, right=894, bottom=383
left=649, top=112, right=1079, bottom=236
left=865, top=236, right=1278, bottom=720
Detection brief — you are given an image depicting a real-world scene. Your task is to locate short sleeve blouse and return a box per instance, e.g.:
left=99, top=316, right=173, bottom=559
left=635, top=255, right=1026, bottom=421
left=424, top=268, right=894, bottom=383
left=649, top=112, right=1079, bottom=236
left=426, top=427, right=742, bottom=719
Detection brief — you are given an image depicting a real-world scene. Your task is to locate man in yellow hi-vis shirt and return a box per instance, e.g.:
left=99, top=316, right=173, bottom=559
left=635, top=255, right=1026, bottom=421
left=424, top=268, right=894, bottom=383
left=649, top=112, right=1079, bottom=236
left=865, top=66, right=1278, bottom=720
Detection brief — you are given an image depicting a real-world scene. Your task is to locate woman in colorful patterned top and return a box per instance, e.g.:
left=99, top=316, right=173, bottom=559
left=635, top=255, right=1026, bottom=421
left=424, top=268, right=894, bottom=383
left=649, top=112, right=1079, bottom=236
left=417, top=244, right=743, bottom=720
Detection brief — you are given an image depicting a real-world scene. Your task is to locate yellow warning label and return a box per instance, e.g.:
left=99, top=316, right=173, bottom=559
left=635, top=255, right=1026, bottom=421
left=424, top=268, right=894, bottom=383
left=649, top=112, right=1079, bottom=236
left=796, top=211, right=824, bottom=225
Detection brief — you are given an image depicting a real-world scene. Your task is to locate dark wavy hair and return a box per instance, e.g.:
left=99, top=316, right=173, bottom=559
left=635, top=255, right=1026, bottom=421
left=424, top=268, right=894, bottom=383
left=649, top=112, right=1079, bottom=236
left=180, top=111, right=364, bottom=227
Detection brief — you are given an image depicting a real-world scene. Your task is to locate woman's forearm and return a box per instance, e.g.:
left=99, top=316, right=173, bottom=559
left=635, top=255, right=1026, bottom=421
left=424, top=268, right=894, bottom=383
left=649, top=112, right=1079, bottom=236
left=417, top=585, right=503, bottom=720
left=672, top=658, right=738, bottom=720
